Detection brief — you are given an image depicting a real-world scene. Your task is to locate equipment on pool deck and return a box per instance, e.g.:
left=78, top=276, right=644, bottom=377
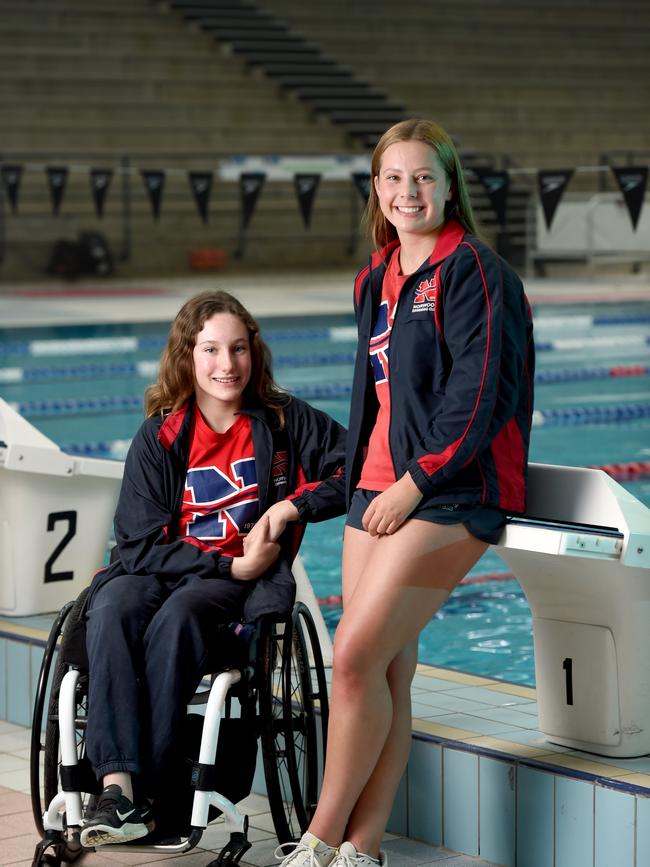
left=0, top=398, right=122, bottom=616
left=495, top=463, right=650, bottom=758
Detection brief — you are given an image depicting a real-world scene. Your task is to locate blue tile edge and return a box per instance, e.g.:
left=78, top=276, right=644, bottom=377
left=0, top=628, right=48, bottom=647
left=412, top=730, right=650, bottom=798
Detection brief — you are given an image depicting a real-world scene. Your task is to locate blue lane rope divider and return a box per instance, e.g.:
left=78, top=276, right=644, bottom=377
left=1, top=318, right=650, bottom=357
left=11, top=391, right=650, bottom=423
left=1, top=359, right=648, bottom=386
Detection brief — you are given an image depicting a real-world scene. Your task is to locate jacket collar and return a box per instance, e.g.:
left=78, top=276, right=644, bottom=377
left=427, top=219, right=466, bottom=267
left=157, top=396, right=281, bottom=452
left=372, top=219, right=466, bottom=278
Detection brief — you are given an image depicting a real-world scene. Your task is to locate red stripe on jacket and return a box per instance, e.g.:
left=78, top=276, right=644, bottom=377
left=490, top=418, right=526, bottom=512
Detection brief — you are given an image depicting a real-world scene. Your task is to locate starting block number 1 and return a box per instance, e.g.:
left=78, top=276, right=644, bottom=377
left=44, top=511, right=78, bottom=583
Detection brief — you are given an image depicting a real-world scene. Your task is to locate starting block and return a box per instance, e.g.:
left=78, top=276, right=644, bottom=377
left=0, top=398, right=123, bottom=616
left=496, top=462, right=650, bottom=757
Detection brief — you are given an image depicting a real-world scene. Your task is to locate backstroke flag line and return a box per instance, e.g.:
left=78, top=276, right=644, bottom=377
left=1, top=165, right=22, bottom=214
left=537, top=169, right=574, bottom=230
left=141, top=170, right=165, bottom=221
left=611, top=166, right=648, bottom=230
left=189, top=171, right=213, bottom=224
left=352, top=171, right=371, bottom=204
left=240, top=172, right=266, bottom=229
left=90, top=168, right=113, bottom=218
left=294, top=173, right=321, bottom=228
left=474, top=168, right=510, bottom=227
left=46, top=166, right=68, bottom=216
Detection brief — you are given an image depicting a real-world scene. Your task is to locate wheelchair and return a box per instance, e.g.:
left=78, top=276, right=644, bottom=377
left=30, top=585, right=330, bottom=867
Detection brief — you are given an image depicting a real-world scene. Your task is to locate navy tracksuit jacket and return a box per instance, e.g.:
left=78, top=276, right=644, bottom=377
left=347, top=220, right=535, bottom=514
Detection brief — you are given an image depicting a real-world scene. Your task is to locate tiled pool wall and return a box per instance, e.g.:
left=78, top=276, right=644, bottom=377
left=3, top=625, right=649, bottom=867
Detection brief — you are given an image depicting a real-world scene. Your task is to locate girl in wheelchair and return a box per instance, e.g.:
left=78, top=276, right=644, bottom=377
left=79, top=290, right=346, bottom=847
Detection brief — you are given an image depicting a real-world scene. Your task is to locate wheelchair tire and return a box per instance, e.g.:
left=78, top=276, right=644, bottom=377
left=259, top=602, right=329, bottom=843
left=30, top=589, right=91, bottom=863
left=30, top=599, right=75, bottom=834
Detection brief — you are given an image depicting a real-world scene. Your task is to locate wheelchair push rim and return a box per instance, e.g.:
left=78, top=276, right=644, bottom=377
left=30, top=589, right=92, bottom=865
left=260, top=602, right=329, bottom=843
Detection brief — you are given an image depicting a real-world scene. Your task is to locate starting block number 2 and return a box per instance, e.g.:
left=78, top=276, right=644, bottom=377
left=44, top=511, right=78, bottom=583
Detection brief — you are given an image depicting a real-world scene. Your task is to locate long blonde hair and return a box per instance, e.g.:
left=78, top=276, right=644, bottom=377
left=364, top=118, right=480, bottom=251
left=145, top=290, right=287, bottom=424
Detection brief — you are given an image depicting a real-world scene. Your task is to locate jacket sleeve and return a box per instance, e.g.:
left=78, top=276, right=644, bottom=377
left=113, top=421, right=234, bottom=580
left=406, top=242, right=507, bottom=498
left=284, top=398, right=347, bottom=523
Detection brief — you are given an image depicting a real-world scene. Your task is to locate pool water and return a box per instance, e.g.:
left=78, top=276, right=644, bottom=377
left=1, top=302, right=649, bottom=685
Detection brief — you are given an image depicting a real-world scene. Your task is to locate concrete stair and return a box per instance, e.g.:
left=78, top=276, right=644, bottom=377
left=0, top=0, right=366, bottom=278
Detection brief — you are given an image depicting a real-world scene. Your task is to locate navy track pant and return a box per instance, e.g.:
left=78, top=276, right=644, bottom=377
left=85, top=572, right=249, bottom=796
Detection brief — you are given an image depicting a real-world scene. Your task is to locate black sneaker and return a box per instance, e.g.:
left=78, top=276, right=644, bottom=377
left=80, top=784, right=155, bottom=847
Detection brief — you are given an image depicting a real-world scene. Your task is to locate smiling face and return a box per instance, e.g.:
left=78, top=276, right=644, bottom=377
left=193, top=312, right=252, bottom=418
left=374, top=139, right=452, bottom=245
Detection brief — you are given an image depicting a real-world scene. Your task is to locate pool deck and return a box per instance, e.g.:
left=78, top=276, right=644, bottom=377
left=1, top=271, right=650, bottom=865
left=1, top=269, right=649, bottom=329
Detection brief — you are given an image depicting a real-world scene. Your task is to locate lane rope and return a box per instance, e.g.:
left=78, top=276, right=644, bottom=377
left=1, top=319, right=649, bottom=358
left=1, top=359, right=648, bottom=385
left=12, top=393, right=650, bottom=424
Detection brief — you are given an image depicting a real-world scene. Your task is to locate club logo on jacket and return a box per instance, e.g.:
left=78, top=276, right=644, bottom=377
left=272, top=450, right=288, bottom=487
left=411, top=274, right=439, bottom=313
left=183, top=458, right=259, bottom=538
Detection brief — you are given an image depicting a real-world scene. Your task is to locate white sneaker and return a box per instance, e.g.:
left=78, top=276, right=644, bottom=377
left=275, top=832, right=339, bottom=867
left=332, top=842, right=387, bottom=867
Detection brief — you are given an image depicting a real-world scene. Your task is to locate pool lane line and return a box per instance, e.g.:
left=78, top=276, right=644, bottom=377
left=1, top=360, right=649, bottom=385
left=1, top=318, right=650, bottom=357
left=10, top=391, right=650, bottom=423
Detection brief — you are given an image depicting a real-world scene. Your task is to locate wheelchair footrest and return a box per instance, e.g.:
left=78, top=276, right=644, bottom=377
left=208, top=831, right=252, bottom=867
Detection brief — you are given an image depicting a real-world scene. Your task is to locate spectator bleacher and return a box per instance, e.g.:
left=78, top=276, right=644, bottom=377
left=0, top=0, right=647, bottom=277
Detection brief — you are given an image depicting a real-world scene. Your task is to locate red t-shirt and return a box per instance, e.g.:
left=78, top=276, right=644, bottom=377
left=358, top=247, right=410, bottom=491
left=179, top=407, right=259, bottom=557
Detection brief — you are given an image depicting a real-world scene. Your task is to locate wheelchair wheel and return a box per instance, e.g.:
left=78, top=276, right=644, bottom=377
left=259, top=602, right=330, bottom=843
left=30, top=589, right=92, bottom=864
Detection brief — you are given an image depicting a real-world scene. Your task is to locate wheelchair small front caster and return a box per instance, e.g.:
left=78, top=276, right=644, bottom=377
left=31, top=834, right=63, bottom=867
left=32, top=828, right=84, bottom=867
left=209, top=830, right=252, bottom=867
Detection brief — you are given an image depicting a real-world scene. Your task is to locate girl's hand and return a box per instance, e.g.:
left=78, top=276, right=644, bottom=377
left=362, top=473, right=423, bottom=537
left=231, top=515, right=280, bottom=580
left=246, top=500, right=300, bottom=546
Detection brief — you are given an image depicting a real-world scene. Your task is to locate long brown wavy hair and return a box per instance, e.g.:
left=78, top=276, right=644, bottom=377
left=364, top=118, right=480, bottom=251
left=145, top=291, right=288, bottom=425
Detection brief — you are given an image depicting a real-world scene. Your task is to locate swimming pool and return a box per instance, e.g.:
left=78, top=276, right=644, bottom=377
left=1, top=301, right=649, bottom=685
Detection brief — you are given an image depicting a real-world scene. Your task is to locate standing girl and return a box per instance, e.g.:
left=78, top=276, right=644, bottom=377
left=80, top=290, right=346, bottom=846
left=278, top=119, right=534, bottom=867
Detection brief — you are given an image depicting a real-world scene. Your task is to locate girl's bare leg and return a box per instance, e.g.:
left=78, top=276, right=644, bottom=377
left=308, top=520, right=487, bottom=854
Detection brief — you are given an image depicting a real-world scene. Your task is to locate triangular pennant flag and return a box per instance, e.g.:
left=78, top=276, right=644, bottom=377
left=294, top=173, right=321, bottom=228
left=537, top=169, right=574, bottom=230
left=612, top=166, right=648, bottom=230
left=352, top=171, right=371, bottom=204
left=90, top=168, right=113, bottom=218
left=240, top=172, right=266, bottom=230
left=474, top=168, right=510, bottom=227
left=188, top=171, right=213, bottom=225
left=46, top=166, right=68, bottom=216
left=141, top=170, right=165, bottom=221
left=1, top=164, right=22, bottom=214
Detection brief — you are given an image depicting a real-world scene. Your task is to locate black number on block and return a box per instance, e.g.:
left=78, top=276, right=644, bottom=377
left=562, top=657, right=574, bottom=706
left=44, top=511, right=77, bottom=583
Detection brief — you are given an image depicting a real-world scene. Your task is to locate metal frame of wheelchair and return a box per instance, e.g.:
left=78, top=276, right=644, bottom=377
left=30, top=587, right=329, bottom=867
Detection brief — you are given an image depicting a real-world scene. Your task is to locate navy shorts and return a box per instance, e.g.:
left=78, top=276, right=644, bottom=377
left=346, top=488, right=507, bottom=545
